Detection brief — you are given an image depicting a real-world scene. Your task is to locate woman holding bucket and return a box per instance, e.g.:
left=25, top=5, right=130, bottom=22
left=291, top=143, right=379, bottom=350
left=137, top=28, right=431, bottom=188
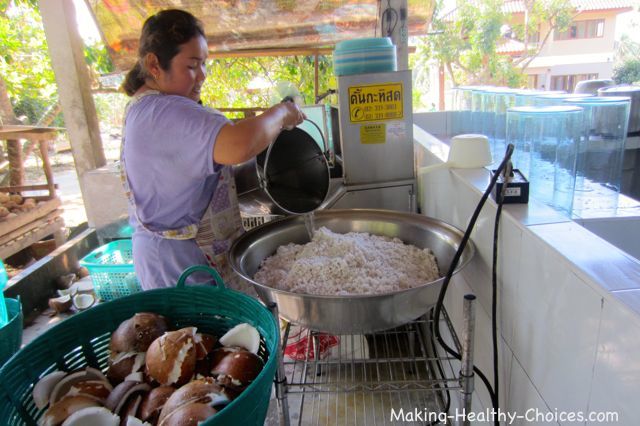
left=120, top=9, right=305, bottom=290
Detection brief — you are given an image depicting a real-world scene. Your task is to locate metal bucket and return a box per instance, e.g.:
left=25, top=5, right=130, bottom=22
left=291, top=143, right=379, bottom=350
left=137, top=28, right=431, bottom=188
left=234, top=123, right=330, bottom=215
left=229, top=209, right=475, bottom=333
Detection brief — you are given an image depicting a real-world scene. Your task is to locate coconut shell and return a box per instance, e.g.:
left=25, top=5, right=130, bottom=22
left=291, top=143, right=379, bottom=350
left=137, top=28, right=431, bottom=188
left=158, top=402, right=217, bottom=426
left=210, top=348, right=263, bottom=390
left=145, top=329, right=196, bottom=387
left=32, top=371, right=67, bottom=410
left=119, top=394, right=143, bottom=426
left=66, top=380, right=113, bottom=403
left=105, top=381, right=151, bottom=416
left=194, top=333, right=217, bottom=361
left=40, top=395, right=101, bottom=426
left=138, top=386, right=175, bottom=424
left=49, top=368, right=109, bottom=405
left=110, top=313, right=169, bottom=354
left=61, top=406, right=120, bottom=426
left=107, top=352, right=146, bottom=385
left=157, top=378, right=227, bottom=425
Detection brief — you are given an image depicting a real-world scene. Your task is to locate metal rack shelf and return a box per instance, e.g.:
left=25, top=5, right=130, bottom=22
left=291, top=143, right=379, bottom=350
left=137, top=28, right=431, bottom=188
left=276, top=309, right=466, bottom=426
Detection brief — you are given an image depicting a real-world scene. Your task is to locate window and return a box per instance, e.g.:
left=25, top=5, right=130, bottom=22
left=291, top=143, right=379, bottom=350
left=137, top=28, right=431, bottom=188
left=554, top=19, right=604, bottom=40
left=550, top=74, right=598, bottom=92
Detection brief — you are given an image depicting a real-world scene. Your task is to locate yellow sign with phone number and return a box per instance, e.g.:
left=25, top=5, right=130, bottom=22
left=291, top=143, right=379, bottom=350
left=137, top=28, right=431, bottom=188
left=348, top=82, right=404, bottom=123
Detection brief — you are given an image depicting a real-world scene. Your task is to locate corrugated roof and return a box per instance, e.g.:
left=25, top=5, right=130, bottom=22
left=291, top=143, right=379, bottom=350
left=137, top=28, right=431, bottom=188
left=569, top=0, right=634, bottom=12
left=496, top=38, right=525, bottom=54
left=85, top=0, right=435, bottom=71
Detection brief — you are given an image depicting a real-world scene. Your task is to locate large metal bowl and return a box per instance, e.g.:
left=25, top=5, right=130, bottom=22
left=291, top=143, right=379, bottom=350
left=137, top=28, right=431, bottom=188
left=229, top=209, right=474, bottom=333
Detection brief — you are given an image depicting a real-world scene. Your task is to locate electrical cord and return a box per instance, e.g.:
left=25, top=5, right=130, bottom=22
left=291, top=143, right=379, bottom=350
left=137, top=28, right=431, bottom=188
left=380, top=0, right=398, bottom=37
left=491, top=158, right=513, bottom=413
left=431, top=143, right=514, bottom=426
left=428, top=309, right=451, bottom=425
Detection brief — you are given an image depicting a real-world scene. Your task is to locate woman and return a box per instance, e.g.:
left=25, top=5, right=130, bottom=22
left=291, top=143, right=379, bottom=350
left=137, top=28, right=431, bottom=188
left=120, top=9, right=305, bottom=290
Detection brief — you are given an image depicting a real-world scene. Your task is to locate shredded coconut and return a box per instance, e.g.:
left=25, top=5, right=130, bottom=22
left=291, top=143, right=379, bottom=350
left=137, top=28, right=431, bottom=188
left=254, top=227, right=440, bottom=295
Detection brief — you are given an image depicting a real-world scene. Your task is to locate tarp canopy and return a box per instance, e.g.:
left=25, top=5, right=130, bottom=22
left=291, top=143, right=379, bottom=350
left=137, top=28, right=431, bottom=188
left=84, top=0, right=434, bottom=71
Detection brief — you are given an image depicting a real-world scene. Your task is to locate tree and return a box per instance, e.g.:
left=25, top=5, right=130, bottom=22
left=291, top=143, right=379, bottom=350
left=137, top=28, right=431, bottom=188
left=0, top=0, right=114, bottom=185
left=0, top=1, right=57, bottom=125
left=613, top=59, right=640, bottom=85
left=202, top=55, right=336, bottom=115
left=419, top=0, right=574, bottom=87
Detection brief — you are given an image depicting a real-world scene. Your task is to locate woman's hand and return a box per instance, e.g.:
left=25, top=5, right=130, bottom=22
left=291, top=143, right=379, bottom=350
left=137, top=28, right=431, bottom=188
left=279, top=101, right=306, bottom=131
left=214, top=101, right=306, bottom=165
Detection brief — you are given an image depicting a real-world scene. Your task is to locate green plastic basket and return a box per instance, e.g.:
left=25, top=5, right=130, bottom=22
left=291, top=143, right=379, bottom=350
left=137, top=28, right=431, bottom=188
left=79, top=239, right=142, bottom=301
left=0, top=298, right=23, bottom=367
left=0, top=266, right=279, bottom=426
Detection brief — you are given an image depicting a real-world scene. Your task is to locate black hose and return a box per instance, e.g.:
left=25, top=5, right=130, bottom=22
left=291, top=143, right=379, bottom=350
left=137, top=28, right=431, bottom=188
left=431, top=144, right=514, bottom=426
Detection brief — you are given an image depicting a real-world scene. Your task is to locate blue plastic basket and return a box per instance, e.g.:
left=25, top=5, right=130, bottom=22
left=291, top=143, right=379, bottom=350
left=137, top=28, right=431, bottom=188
left=79, top=239, right=141, bottom=301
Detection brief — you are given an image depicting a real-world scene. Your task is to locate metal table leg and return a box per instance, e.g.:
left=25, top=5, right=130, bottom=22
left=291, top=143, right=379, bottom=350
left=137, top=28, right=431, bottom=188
left=267, top=302, right=290, bottom=426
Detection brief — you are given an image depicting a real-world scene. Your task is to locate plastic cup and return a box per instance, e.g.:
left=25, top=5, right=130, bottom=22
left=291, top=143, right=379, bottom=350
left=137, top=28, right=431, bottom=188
left=506, top=105, right=583, bottom=215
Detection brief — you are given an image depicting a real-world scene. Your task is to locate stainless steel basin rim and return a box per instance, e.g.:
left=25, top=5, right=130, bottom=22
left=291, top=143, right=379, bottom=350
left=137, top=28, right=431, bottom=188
left=229, top=209, right=476, bottom=333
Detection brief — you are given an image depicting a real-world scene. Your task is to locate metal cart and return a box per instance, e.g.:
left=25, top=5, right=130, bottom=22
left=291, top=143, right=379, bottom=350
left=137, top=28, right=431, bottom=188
left=268, top=295, right=477, bottom=426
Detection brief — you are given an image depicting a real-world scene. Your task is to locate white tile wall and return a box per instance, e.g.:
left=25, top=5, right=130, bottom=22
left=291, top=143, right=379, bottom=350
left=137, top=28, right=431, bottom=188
left=509, top=357, right=557, bottom=426
left=414, top=124, right=640, bottom=425
left=530, top=221, right=640, bottom=293
left=513, top=229, right=603, bottom=414
left=580, top=216, right=640, bottom=261
left=444, top=246, right=515, bottom=412
left=588, top=294, right=640, bottom=425
left=497, top=214, right=524, bottom=350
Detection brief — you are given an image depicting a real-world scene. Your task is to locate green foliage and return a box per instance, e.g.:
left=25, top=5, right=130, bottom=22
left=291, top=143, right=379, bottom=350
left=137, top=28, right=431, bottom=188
left=0, top=2, right=57, bottom=123
left=613, top=59, right=640, bottom=85
left=418, top=0, right=572, bottom=87
left=0, top=1, right=114, bottom=126
left=200, top=55, right=336, bottom=115
left=84, top=42, right=115, bottom=75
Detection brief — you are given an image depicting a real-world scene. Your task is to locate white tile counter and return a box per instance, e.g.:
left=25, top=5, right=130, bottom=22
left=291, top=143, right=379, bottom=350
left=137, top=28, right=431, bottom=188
left=413, top=121, right=640, bottom=425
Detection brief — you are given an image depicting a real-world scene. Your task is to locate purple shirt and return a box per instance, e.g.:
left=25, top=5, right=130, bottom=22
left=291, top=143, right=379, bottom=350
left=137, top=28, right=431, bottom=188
left=123, top=94, right=230, bottom=289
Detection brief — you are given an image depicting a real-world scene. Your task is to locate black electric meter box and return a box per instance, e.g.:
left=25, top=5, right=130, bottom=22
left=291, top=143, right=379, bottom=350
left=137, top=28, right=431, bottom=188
left=491, top=169, right=529, bottom=204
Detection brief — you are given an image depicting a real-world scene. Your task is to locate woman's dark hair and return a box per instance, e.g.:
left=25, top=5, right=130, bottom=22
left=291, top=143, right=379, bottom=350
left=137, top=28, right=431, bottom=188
left=122, top=9, right=205, bottom=96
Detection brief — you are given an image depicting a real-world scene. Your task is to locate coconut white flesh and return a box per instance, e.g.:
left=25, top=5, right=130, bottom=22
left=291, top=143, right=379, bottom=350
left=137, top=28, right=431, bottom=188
left=166, top=340, right=194, bottom=385
left=69, top=278, right=94, bottom=295
left=33, top=371, right=67, bottom=410
left=131, top=353, right=146, bottom=373
left=219, top=323, right=260, bottom=354
left=124, top=372, right=144, bottom=382
left=73, top=293, right=95, bottom=310
left=126, top=416, right=152, bottom=426
left=61, top=406, right=119, bottom=426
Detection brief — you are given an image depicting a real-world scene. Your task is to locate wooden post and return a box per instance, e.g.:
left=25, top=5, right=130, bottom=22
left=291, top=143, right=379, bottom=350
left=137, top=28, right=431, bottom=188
left=38, top=140, right=56, bottom=197
left=314, top=53, right=319, bottom=104
left=7, top=139, right=22, bottom=187
left=38, top=0, right=106, bottom=185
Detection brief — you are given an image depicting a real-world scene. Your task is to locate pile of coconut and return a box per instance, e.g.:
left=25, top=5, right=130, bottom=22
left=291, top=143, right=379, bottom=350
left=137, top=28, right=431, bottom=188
left=32, top=312, right=264, bottom=426
left=0, top=192, right=39, bottom=221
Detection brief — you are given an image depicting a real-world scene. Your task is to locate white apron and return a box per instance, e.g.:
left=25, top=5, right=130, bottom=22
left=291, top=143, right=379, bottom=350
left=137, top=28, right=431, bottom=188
left=120, top=90, right=252, bottom=293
